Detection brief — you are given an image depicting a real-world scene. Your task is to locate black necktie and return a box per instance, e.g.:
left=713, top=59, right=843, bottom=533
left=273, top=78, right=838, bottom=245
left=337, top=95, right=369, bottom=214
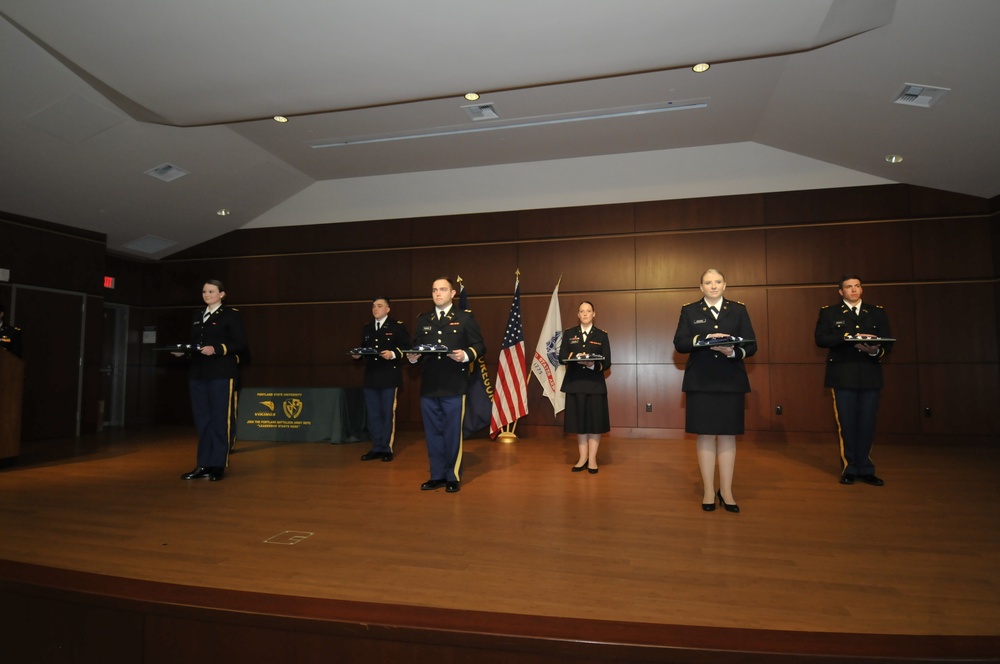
left=710, top=305, right=718, bottom=315
left=375, top=320, right=381, bottom=331
left=852, top=306, right=858, bottom=316
left=582, top=330, right=588, bottom=343
left=437, top=311, right=443, bottom=321
left=203, top=311, right=210, bottom=322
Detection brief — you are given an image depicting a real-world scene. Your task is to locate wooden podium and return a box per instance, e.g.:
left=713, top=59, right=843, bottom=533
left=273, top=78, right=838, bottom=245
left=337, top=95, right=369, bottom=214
left=0, top=349, right=25, bottom=460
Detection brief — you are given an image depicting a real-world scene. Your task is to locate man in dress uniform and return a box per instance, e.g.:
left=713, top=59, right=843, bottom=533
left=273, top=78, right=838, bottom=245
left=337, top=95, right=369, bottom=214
left=0, top=304, right=23, bottom=358
left=353, top=297, right=409, bottom=462
left=407, top=277, right=486, bottom=493
left=815, top=275, right=892, bottom=486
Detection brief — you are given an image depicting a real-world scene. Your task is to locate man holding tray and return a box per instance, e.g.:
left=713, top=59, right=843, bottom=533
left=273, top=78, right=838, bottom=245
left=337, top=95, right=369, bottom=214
left=352, top=297, right=409, bottom=463
left=815, top=275, right=893, bottom=486
left=407, top=277, right=486, bottom=493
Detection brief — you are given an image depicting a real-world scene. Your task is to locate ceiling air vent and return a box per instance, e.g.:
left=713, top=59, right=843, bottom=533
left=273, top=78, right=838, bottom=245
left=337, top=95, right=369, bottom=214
left=463, top=103, right=500, bottom=121
left=145, top=163, right=189, bottom=182
left=893, top=83, right=950, bottom=108
left=122, top=235, right=177, bottom=255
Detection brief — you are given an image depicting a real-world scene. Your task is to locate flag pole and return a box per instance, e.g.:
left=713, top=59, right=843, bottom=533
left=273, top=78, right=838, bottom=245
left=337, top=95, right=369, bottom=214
left=492, top=268, right=527, bottom=444
left=497, top=268, right=520, bottom=443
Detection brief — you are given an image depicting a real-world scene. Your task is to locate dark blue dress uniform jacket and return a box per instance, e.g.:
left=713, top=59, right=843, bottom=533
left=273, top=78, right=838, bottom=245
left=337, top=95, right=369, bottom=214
left=359, top=318, right=410, bottom=389
left=815, top=301, right=892, bottom=390
left=558, top=326, right=611, bottom=394
left=673, top=298, right=756, bottom=393
left=188, top=305, right=249, bottom=380
left=411, top=307, right=485, bottom=398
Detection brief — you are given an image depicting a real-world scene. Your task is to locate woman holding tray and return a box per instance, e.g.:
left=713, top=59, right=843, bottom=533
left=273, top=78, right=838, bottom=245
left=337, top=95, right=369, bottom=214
left=673, top=269, right=757, bottom=513
left=559, top=301, right=612, bottom=474
left=174, top=279, right=250, bottom=482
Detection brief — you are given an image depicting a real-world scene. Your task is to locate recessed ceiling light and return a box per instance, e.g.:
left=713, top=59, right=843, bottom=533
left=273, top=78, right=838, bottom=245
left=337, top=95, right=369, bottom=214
left=885, top=154, right=904, bottom=164
left=464, top=92, right=480, bottom=101
left=216, top=208, right=231, bottom=216
left=273, top=115, right=288, bottom=123
left=692, top=63, right=710, bottom=73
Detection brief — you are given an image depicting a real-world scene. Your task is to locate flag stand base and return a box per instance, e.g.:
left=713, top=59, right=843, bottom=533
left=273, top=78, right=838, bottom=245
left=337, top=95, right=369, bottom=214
left=497, top=431, right=518, bottom=444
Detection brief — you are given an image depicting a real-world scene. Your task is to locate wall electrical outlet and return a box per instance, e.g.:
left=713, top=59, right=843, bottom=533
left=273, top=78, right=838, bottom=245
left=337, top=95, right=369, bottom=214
left=645, top=403, right=652, bottom=412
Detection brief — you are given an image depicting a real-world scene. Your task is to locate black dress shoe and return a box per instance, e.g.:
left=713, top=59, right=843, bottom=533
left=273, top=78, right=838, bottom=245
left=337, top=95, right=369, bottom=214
left=702, top=501, right=717, bottom=512
left=208, top=469, right=224, bottom=481
left=360, top=450, right=383, bottom=461
left=420, top=478, right=446, bottom=490
left=840, top=475, right=856, bottom=485
left=587, top=467, right=599, bottom=474
left=717, top=490, right=740, bottom=513
left=571, top=463, right=587, bottom=472
left=445, top=481, right=461, bottom=493
left=181, top=467, right=210, bottom=480
left=858, top=474, right=884, bottom=486
left=381, top=452, right=394, bottom=462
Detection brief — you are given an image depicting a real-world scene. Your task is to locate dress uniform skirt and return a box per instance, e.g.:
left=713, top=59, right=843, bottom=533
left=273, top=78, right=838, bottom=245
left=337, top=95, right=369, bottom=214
left=685, top=391, right=745, bottom=435
left=563, top=392, right=611, bottom=434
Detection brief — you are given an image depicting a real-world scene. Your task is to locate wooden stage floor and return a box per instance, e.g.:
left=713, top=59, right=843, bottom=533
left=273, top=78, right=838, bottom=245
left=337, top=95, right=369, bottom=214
left=1, top=427, right=998, bottom=661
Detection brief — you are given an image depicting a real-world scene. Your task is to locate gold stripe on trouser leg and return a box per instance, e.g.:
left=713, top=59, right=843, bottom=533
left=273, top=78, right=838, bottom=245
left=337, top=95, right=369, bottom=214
left=452, top=395, right=466, bottom=481
left=225, top=379, right=235, bottom=467
left=831, top=388, right=848, bottom=474
left=388, top=388, right=398, bottom=453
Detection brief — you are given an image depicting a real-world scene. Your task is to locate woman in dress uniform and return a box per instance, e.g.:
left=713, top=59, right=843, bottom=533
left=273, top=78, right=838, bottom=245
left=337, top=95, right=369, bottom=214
left=559, top=301, right=611, bottom=473
left=174, top=280, right=250, bottom=482
left=673, top=269, right=756, bottom=512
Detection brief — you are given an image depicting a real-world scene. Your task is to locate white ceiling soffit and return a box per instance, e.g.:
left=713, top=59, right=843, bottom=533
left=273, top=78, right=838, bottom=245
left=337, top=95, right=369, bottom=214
left=1, top=0, right=893, bottom=126
left=245, top=143, right=895, bottom=229
left=2, top=0, right=1000, bottom=261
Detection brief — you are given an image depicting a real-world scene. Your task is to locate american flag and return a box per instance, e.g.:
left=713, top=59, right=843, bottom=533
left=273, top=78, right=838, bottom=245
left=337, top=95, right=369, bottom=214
left=490, top=276, right=529, bottom=438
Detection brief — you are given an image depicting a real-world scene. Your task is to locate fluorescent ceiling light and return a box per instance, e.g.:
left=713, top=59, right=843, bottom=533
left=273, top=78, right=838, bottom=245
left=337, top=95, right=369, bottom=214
left=310, top=99, right=708, bottom=149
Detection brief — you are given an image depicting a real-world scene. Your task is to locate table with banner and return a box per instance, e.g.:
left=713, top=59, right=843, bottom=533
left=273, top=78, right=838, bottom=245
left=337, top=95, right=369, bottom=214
left=236, top=386, right=367, bottom=443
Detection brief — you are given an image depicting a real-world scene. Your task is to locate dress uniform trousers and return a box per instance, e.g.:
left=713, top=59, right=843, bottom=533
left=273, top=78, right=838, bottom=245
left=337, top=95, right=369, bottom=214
left=365, top=387, right=399, bottom=454
left=190, top=377, right=237, bottom=468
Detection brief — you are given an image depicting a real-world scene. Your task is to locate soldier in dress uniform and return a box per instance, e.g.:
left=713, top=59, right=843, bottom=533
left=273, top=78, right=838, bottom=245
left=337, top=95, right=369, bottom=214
left=174, top=280, right=250, bottom=482
left=0, top=303, right=23, bottom=358
left=815, top=275, right=892, bottom=487
left=353, top=297, right=409, bottom=462
left=673, top=269, right=757, bottom=513
left=559, top=301, right=612, bottom=474
left=407, top=277, right=486, bottom=493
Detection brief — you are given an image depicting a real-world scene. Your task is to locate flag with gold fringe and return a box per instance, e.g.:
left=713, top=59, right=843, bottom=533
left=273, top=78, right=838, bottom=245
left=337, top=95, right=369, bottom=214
left=530, top=278, right=565, bottom=415
left=457, top=277, right=494, bottom=438
left=490, top=273, right=528, bottom=438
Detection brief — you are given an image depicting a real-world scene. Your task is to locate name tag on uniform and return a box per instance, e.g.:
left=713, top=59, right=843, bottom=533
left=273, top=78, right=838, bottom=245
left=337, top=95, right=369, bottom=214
left=694, top=318, right=707, bottom=325
left=422, top=326, right=433, bottom=332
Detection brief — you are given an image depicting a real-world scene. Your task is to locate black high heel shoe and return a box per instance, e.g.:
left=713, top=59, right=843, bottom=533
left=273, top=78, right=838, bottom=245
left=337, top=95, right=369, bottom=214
left=717, top=490, right=740, bottom=513
left=571, top=463, right=587, bottom=472
left=702, top=499, right=716, bottom=512
left=587, top=466, right=599, bottom=474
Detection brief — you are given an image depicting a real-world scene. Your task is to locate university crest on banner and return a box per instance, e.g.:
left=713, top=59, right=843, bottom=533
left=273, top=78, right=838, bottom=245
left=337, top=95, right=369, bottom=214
left=283, top=398, right=303, bottom=419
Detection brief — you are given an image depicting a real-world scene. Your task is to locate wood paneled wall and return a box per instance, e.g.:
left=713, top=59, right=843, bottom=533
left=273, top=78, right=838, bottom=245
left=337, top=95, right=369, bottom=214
left=97, top=184, right=1000, bottom=443
left=0, top=214, right=107, bottom=439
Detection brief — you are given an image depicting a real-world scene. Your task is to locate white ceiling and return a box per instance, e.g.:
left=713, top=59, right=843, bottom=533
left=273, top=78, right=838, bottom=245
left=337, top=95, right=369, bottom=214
left=1, top=0, right=998, bottom=259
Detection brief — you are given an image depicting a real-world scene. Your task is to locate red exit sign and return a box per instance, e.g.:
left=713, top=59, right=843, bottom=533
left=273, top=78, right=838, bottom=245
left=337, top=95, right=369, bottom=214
left=103, top=276, right=116, bottom=289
